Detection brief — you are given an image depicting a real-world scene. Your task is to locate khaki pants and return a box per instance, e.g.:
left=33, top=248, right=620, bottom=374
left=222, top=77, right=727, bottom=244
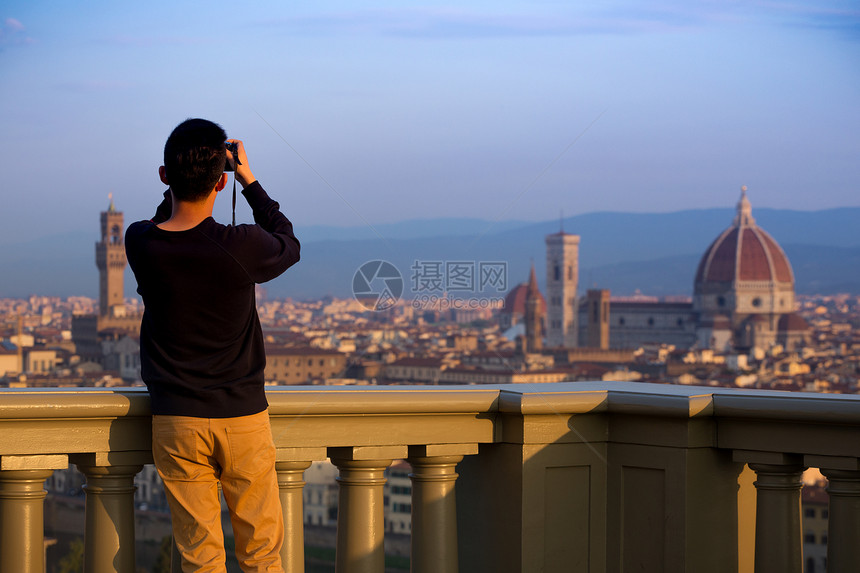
left=152, top=411, right=284, bottom=573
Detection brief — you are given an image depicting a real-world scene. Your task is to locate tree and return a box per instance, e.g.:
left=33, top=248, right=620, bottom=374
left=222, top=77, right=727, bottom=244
left=57, top=538, right=84, bottom=573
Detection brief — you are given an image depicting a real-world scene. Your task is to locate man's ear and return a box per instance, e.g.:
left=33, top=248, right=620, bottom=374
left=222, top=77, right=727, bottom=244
left=158, top=166, right=169, bottom=185
left=214, top=172, right=229, bottom=193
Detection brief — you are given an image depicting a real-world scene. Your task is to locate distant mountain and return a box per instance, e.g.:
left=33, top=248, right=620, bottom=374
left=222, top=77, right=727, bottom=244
left=1, top=207, right=859, bottom=299
left=298, top=217, right=532, bottom=242
left=579, top=245, right=860, bottom=296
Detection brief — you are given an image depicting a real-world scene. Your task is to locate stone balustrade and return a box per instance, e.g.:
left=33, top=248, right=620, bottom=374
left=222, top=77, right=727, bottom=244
left=1, top=381, right=860, bottom=572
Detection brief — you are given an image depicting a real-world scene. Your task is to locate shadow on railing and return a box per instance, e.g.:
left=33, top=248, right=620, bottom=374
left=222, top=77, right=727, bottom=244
left=2, top=382, right=860, bottom=572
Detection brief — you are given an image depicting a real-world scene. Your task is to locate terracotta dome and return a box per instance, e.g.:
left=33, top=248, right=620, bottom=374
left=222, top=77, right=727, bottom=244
left=501, top=282, right=547, bottom=316
left=695, top=188, right=794, bottom=286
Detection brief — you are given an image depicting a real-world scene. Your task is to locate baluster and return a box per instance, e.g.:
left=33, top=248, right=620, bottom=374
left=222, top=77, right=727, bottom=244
left=0, top=467, right=57, bottom=573
left=406, top=451, right=465, bottom=573
left=76, top=463, right=143, bottom=573
left=821, top=468, right=860, bottom=572
left=330, top=446, right=405, bottom=573
left=276, top=460, right=313, bottom=573
left=748, top=462, right=805, bottom=573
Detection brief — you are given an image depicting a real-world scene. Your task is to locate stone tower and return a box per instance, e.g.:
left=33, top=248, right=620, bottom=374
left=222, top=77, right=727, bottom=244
left=545, top=230, right=580, bottom=348
left=585, top=289, right=610, bottom=350
left=524, top=263, right=544, bottom=353
left=95, top=194, right=127, bottom=318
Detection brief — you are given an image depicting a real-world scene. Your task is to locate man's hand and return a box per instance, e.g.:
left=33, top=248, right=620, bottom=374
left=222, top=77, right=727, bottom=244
left=226, top=139, right=257, bottom=188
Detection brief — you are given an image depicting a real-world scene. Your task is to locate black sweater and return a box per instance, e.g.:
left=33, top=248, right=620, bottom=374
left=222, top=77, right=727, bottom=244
left=125, top=182, right=300, bottom=417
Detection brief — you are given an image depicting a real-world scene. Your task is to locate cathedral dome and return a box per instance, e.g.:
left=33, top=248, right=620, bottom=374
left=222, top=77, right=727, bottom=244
left=695, top=188, right=794, bottom=287
left=501, top=282, right=547, bottom=318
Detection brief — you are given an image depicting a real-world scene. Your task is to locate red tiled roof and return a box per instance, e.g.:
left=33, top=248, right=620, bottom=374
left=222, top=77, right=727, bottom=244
left=778, top=312, right=810, bottom=332
left=695, top=220, right=793, bottom=285
left=501, top=283, right=547, bottom=316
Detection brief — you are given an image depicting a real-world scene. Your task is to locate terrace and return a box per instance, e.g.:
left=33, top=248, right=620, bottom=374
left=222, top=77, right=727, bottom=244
left=1, top=381, right=858, bottom=573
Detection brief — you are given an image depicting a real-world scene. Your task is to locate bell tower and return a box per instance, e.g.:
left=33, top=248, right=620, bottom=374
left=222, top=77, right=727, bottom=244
left=524, top=263, right=544, bottom=353
left=545, top=229, right=580, bottom=348
left=95, top=194, right=127, bottom=318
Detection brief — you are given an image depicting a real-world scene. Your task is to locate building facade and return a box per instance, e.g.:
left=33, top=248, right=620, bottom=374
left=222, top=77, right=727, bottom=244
left=264, top=347, right=348, bottom=384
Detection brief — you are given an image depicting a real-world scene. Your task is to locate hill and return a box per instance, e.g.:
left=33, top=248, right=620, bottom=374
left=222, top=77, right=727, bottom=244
left=1, top=207, right=858, bottom=299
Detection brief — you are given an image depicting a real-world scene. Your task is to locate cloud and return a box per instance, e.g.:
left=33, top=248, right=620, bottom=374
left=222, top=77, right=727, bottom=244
left=259, top=3, right=860, bottom=40
left=265, top=7, right=695, bottom=39
left=54, top=79, right=137, bottom=92
left=101, top=34, right=210, bottom=47
left=752, top=1, right=860, bottom=38
left=0, top=16, right=32, bottom=47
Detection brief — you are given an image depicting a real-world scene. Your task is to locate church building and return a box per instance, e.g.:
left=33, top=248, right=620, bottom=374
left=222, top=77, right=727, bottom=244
left=577, top=187, right=810, bottom=352
left=503, top=187, right=810, bottom=354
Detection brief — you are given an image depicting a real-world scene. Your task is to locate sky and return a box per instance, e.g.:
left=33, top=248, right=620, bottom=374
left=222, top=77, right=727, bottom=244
left=1, top=1, right=858, bottom=246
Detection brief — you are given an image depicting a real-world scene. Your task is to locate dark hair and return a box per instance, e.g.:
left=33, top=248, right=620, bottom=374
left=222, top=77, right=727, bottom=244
left=163, top=118, right=228, bottom=202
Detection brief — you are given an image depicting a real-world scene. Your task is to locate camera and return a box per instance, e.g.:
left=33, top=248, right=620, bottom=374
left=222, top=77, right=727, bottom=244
left=225, top=141, right=239, bottom=172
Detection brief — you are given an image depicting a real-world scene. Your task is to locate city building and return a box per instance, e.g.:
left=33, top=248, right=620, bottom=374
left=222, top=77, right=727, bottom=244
left=264, top=346, right=348, bottom=384
left=801, top=483, right=828, bottom=573
left=545, top=229, right=580, bottom=348
left=694, top=186, right=804, bottom=351
left=71, top=197, right=141, bottom=366
left=579, top=188, right=810, bottom=353
left=523, top=263, right=544, bottom=353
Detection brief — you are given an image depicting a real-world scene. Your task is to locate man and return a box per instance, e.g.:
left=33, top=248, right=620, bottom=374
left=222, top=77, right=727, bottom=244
left=125, top=118, right=300, bottom=572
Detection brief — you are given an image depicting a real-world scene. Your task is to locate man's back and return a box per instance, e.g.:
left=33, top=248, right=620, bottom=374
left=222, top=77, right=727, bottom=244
left=126, top=183, right=299, bottom=417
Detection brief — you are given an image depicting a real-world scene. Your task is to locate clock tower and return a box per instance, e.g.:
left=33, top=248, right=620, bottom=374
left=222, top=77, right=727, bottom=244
left=95, top=194, right=127, bottom=318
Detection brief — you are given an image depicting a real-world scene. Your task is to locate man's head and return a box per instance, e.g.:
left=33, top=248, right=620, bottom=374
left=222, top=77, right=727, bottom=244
left=161, top=118, right=228, bottom=202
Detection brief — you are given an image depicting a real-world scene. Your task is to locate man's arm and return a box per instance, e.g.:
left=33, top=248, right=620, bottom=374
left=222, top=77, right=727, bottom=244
left=228, top=139, right=301, bottom=282
left=241, top=182, right=301, bottom=282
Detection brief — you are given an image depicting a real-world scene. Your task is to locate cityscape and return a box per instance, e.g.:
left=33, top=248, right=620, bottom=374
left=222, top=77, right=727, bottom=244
left=2, top=2, right=857, bottom=572
left=1, top=188, right=858, bottom=572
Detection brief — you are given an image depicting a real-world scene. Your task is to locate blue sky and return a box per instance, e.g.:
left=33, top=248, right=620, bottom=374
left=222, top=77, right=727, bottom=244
left=1, top=1, right=858, bottom=245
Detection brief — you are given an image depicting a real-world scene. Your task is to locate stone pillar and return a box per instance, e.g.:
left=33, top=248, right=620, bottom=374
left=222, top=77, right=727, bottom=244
left=0, top=468, right=56, bottom=573
left=276, top=460, right=312, bottom=573
left=76, top=464, right=143, bottom=573
left=749, top=463, right=805, bottom=573
left=407, top=454, right=464, bottom=573
left=330, top=446, right=404, bottom=573
left=822, top=468, right=860, bottom=572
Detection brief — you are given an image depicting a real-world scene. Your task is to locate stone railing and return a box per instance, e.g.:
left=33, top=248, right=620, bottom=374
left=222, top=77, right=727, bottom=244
left=2, top=382, right=860, bottom=573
